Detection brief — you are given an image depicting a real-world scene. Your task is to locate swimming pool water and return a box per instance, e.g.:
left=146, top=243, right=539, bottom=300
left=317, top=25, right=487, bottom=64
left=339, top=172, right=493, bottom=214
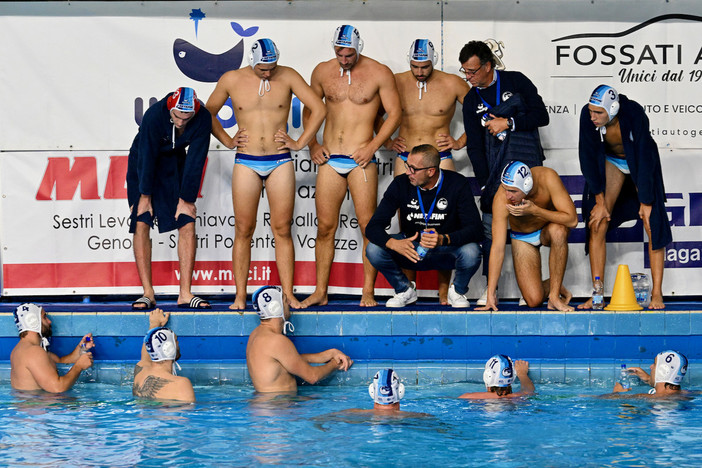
left=2, top=382, right=701, bottom=467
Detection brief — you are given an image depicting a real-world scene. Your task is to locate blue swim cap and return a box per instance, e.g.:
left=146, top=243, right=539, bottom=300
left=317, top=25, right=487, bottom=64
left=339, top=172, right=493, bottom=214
left=249, top=38, right=280, bottom=67
left=501, top=161, right=533, bottom=195
left=589, top=84, right=619, bottom=122
left=332, top=25, right=363, bottom=53
left=408, top=39, right=437, bottom=65
left=483, top=355, right=515, bottom=387
left=369, top=369, right=405, bottom=404
left=654, top=350, right=688, bottom=385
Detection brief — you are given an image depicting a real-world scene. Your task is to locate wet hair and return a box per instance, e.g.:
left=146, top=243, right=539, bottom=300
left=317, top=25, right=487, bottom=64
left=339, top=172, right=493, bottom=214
left=664, top=383, right=682, bottom=391
left=409, top=144, right=440, bottom=168
left=489, top=386, right=513, bottom=396
left=459, top=40, right=495, bottom=68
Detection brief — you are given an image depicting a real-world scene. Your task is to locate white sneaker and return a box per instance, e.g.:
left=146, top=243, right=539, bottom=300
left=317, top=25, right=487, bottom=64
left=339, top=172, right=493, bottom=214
left=519, top=297, right=527, bottom=306
left=386, top=281, right=417, bottom=308
left=448, top=284, right=470, bottom=308
left=477, top=288, right=488, bottom=306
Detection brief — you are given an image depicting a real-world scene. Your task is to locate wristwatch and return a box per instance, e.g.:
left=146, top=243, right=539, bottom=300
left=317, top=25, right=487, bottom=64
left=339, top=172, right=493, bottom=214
left=507, top=117, right=515, bottom=131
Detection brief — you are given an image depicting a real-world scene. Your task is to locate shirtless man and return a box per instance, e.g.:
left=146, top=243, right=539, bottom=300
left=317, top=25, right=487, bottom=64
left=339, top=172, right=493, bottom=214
left=385, top=39, right=471, bottom=304
left=322, top=369, right=430, bottom=419
left=605, top=350, right=689, bottom=399
left=459, top=355, right=535, bottom=400
left=10, top=303, right=94, bottom=392
left=301, top=25, right=402, bottom=308
left=478, top=162, right=577, bottom=312
left=206, top=38, right=326, bottom=310
left=133, top=309, right=195, bottom=403
left=246, top=285, right=353, bottom=393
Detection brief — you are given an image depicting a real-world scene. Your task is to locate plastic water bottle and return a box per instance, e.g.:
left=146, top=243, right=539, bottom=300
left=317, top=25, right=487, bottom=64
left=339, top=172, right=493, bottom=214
left=79, top=336, right=92, bottom=355
left=481, top=114, right=507, bottom=141
left=416, top=230, right=435, bottom=261
left=619, top=364, right=630, bottom=390
left=592, top=276, right=604, bottom=310
left=80, top=337, right=93, bottom=380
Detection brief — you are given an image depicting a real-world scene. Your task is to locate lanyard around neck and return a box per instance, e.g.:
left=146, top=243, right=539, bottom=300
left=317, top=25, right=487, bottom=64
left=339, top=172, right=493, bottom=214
left=475, top=70, right=500, bottom=110
left=416, top=172, right=444, bottom=228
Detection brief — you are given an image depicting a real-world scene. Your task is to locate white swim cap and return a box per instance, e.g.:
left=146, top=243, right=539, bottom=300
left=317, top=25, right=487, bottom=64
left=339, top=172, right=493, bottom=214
left=483, top=355, right=515, bottom=388
left=144, top=327, right=178, bottom=362
left=14, top=303, right=43, bottom=335
left=253, top=285, right=294, bottom=333
left=501, top=161, right=533, bottom=195
left=332, top=25, right=363, bottom=53
left=654, top=350, right=688, bottom=385
left=253, top=285, right=285, bottom=320
left=249, top=38, right=280, bottom=67
left=369, top=369, right=405, bottom=405
left=408, top=39, right=437, bottom=65
left=589, top=84, right=620, bottom=122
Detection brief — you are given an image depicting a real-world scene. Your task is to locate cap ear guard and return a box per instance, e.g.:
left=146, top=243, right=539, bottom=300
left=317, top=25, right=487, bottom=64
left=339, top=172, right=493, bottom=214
left=483, top=354, right=515, bottom=388
left=654, top=350, right=688, bottom=385
left=331, top=25, right=363, bottom=53
left=407, top=39, right=437, bottom=65
left=501, top=161, right=533, bottom=195
left=144, top=327, right=178, bottom=362
left=589, top=84, right=619, bottom=122
left=14, top=303, right=43, bottom=335
left=368, top=369, right=405, bottom=405
left=252, top=285, right=285, bottom=319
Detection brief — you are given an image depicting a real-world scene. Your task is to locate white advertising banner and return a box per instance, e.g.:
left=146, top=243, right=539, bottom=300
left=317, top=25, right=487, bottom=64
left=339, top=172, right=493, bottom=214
left=1, top=2, right=701, bottom=298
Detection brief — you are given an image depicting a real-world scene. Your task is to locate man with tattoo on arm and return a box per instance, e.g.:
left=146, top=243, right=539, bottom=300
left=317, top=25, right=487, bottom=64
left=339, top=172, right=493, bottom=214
left=133, top=309, right=194, bottom=403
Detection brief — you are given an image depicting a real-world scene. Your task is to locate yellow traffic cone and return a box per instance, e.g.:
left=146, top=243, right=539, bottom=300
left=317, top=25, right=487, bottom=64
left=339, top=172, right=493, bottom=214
left=605, top=264, right=643, bottom=311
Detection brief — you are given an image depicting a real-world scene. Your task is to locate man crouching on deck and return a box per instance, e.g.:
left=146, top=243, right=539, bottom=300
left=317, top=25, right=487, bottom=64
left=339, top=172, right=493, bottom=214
left=477, top=162, right=577, bottom=312
left=11, top=303, right=94, bottom=392
left=133, top=309, right=195, bottom=403
left=246, top=285, right=353, bottom=393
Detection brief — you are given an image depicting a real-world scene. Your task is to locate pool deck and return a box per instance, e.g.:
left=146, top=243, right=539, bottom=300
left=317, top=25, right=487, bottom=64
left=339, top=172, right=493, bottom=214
left=1, top=300, right=701, bottom=386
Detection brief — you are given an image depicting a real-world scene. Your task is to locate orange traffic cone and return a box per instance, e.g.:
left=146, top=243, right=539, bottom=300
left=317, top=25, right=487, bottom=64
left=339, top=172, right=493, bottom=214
left=605, top=264, right=643, bottom=311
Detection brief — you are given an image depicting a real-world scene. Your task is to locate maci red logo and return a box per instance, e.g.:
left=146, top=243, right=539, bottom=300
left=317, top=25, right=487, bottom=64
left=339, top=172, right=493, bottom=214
left=36, top=156, right=208, bottom=200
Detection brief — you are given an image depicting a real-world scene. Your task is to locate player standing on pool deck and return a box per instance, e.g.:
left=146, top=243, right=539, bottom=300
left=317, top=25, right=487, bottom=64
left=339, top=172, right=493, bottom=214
left=577, top=85, right=671, bottom=310
left=126, top=87, right=212, bottom=311
left=301, top=25, right=402, bottom=308
left=206, top=39, right=326, bottom=310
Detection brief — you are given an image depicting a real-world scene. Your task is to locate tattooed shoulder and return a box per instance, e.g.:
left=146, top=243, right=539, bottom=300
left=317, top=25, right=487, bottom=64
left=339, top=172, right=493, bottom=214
left=133, top=375, right=170, bottom=399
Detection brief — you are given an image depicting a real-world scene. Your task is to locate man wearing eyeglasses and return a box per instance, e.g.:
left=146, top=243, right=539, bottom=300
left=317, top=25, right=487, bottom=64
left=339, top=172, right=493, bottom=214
left=459, top=40, right=549, bottom=306
left=379, top=38, right=471, bottom=305
left=366, top=144, right=483, bottom=307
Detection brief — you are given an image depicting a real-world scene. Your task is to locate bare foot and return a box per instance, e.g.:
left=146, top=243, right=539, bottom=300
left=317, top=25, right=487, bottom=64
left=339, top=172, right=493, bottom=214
left=560, top=286, right=573, bottom=305
left=648, top=294, right=665, bottom=310
left=287, top=294, right=303, bottom=310
left=548, top=295, right=575, bottom=312
left=229, top=295, right=247, bottom=310
left=360, top=291, right=377, bottom=307
left=300, top=290, right=328, bottom=308
left=577, top=297, right=593, bottom=310
left=438, top=282, right=449, bottom=307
